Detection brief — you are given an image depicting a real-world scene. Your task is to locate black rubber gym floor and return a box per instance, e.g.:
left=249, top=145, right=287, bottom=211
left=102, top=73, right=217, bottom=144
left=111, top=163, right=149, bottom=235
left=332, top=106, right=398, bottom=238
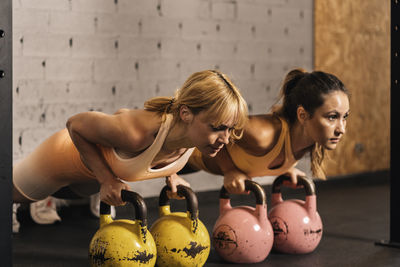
left=13, top=170, right=400, bottom=267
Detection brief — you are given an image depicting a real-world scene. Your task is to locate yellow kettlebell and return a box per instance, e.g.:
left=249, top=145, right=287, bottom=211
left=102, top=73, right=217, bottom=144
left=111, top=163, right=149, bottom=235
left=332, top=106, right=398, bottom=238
left=89, top=190, right=157, bottom=267
left=150, top=185, right=210, bottom=267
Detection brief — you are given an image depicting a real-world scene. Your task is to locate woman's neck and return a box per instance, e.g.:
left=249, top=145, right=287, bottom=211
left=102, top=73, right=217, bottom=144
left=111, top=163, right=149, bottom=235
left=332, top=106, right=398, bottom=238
left=289, top=121, right=315, bottom=157
left=163, top=119, right=193, bottom=152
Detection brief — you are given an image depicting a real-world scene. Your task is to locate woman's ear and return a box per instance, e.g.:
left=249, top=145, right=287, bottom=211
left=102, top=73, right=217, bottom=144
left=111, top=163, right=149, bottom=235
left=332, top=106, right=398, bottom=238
left=179, top=105, right=194, bottom=123
left=297, top=106, right=308, bottom=124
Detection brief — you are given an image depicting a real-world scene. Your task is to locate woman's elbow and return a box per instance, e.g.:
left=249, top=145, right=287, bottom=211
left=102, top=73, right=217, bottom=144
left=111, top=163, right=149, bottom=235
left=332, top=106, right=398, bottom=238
left=66, top=114, right=81, bottom=133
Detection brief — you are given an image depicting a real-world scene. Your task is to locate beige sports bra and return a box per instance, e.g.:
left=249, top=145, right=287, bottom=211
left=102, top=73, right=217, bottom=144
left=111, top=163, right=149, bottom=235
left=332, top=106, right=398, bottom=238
left=100, top=113, right=194, bottom=182
left=226, top=116, right=297, bottom=177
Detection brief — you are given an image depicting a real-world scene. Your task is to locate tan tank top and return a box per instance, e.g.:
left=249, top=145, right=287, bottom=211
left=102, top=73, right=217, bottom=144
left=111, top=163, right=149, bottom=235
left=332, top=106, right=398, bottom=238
left=100, top=113, right=194, bottom=182
left=226, top=116, right=297, bottom=177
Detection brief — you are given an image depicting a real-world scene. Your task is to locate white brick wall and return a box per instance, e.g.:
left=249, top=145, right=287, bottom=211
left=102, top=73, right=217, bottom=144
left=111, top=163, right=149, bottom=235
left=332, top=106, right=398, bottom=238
left=13, top=0, right=313, bottom=197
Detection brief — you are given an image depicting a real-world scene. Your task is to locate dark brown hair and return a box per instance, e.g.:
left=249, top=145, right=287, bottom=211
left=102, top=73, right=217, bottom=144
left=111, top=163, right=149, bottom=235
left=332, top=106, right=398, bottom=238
left=273, top=68, right=349, bottom=178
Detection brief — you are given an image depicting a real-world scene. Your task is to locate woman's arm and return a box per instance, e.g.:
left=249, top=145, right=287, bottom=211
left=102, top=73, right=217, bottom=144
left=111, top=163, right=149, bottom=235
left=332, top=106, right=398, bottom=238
left=66, top=110, right=148, bottom=205
left=213, top=147, right=251, bottom=194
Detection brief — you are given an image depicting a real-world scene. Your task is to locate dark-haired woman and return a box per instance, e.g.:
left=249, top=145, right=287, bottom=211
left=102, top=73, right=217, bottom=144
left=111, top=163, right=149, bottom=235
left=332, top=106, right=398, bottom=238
left=183, top=68, right=350, bottom=194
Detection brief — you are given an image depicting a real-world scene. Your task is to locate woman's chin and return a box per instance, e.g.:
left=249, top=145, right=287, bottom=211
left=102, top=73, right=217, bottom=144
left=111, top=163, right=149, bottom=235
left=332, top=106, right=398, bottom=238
left=205, top=149, right=220, bottom=158
left=206, top=151, right=218, bottom=158
left=324, top=143, right=338, bottom=150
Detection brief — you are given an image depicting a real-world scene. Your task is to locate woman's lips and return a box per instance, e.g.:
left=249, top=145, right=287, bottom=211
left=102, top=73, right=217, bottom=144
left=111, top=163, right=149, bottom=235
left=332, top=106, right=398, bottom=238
left=210, top=145, right=223, bottom=152
left=329, top=138, right=340, bottom=143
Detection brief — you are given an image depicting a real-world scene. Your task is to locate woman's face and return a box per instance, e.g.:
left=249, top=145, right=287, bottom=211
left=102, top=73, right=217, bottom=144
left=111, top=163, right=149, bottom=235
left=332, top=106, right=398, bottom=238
left=187, top=110, right=235, bottom=157
left=304, top=91, right=350, bottom=150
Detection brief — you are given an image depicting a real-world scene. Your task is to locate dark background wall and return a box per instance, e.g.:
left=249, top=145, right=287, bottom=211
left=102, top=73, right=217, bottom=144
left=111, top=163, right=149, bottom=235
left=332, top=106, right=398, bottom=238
left=0, top=0, right=13, bottom=265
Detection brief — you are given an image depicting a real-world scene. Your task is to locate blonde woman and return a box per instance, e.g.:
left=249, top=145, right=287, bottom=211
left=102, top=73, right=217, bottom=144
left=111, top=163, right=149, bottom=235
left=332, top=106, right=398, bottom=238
left=182, top=68, right=350, bottom=193
left=13, top=70, right=248, bottom=226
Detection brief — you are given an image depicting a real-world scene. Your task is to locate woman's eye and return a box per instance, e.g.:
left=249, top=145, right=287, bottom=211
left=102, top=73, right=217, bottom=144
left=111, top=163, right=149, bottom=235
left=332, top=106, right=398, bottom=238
left=326, top=112, right=349, bottom=122
left=210, top=125, right=222, bottom=131
left=327, top=115, right=338, bottom=121
left=210, top=124, right=233, bottom=132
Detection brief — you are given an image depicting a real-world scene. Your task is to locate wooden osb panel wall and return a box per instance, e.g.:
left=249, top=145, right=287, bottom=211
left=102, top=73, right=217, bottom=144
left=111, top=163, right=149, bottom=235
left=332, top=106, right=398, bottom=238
left=314, top=0, right=390, bottom=176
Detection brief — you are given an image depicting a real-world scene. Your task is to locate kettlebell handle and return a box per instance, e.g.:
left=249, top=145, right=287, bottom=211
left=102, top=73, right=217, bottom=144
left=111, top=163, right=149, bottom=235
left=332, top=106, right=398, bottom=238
left=99, top=190, right=148, bottom=226
left=272, top=175, right=316, bottom=196
left=220, top=180, right=266, bottom=205
left=159, top=185, right=199, bottom=221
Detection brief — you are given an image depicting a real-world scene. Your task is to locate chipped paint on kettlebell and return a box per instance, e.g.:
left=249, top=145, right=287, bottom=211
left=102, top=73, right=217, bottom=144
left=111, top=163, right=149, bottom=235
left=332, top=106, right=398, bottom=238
left=89, top=238, right=113, bottom=265
left=212, top=224, right=239, bottom=255
left=122, top=250, right=155, bottom=263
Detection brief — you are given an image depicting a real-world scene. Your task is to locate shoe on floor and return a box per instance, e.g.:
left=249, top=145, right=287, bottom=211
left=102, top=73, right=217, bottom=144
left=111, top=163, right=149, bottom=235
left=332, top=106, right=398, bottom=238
left=90, top=193, right=116, bottom=218
left=13, top=203, right=21, bottom=233
left=30, top=197, right=62, bottom=225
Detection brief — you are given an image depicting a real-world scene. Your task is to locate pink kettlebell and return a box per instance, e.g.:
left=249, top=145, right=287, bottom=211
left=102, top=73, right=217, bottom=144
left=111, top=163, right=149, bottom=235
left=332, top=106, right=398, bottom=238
left=212, top=180, right=273, bottom=263
left=268, top=175, right=323, bottom=254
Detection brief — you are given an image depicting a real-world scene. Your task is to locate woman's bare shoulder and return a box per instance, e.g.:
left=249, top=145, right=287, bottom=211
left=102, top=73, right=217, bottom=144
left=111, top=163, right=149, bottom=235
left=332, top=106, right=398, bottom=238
left=237, top=114, right=282, bottom=154
left=113, top=109, right=163, bottom=150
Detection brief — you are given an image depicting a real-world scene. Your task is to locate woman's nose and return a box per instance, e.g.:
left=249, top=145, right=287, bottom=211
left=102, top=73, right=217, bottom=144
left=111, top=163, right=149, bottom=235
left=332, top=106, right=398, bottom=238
left=336, top=119, right=346, bottom=136
left=219, top=129, right=230, bottom=144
